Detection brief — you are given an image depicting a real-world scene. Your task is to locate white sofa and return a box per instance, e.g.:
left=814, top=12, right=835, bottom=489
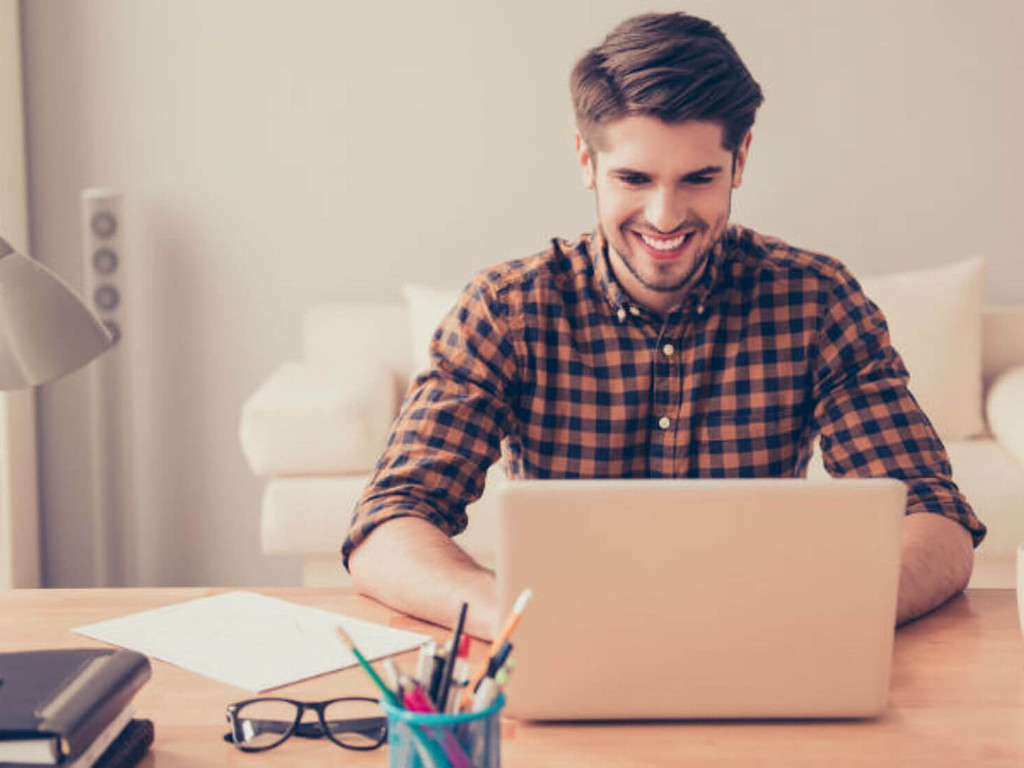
left=240, top=266, right=1024, bottom=589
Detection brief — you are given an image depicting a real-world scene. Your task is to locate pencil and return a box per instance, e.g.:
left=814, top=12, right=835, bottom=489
left=338, top=629, right=455, bottom=768
left=461, top=588, right=532, bottom=710
left=335, top=626, right=400, bottom=708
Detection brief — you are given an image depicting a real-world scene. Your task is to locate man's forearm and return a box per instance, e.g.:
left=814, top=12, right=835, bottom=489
left=347, top=516, right=498, bottom=641
left=896, top=512, right=974, bottom=626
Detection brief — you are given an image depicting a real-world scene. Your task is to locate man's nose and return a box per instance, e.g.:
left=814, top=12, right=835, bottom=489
left=644, top=187, right=685, bottom=233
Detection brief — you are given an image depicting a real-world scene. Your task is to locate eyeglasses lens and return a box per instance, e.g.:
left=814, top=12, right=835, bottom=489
left=231, top=699, right=299, bottom=750
left=323, top=699, right=388, bottom=749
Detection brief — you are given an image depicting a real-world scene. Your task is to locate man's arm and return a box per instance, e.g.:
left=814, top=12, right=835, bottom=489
left=811, top=261, right=986, bottom=626
left=896, top=511, right=974, bottom=625
left=348, top=517, right=498, bottom=640
left=341, top=275, right=517, bottom=635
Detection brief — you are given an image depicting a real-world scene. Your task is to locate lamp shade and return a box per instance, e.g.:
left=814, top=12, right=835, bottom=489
left=0, top=236, right=113, bottom=390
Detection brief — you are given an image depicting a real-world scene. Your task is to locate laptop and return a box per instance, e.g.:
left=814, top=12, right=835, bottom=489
left=495, top=478, right=905, bottom=720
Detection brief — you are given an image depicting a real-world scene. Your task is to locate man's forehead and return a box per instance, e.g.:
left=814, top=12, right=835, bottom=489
left=588, top=115, right=731, bottom=166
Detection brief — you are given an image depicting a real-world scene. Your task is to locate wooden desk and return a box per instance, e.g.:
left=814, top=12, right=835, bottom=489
left=1, top=587, right=1022, bottom=767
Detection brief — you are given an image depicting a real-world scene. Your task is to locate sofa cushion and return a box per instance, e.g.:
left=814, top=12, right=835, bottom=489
left=261, top=475, right=367, bottom=555
left=240, top=361, right=397, bottom=476
left=858, top=255, right=986, bottom=440
left=986, top=365, right=1024, bottom=470
left=807, top=434, right=1022, bottom=588
left=402, top=283, right=460, bottom=375
left=981, top=307, right=1024, bottom=386
left=260, top=465, right=506, bottom=568
left=940, top=437, right=1024, bottom=588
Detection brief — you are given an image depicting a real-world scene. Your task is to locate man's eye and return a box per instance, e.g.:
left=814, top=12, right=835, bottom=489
left=619, top=175, right=648, bottom=186
left=687, top=176, right=714, bottom=185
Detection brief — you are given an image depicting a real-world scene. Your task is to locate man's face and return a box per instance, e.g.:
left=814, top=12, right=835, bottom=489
left=577, top=116, right=751, bottom=313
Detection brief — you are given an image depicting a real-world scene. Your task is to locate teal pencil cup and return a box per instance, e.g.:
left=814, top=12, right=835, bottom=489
left=379, top=693, right=504, bottom=768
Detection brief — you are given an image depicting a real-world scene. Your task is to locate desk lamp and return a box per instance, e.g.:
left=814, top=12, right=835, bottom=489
left=0, top=235, right=113, bottom=390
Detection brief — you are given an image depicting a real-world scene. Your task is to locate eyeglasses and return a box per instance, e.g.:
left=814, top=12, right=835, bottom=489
left=223, top=696, right=387, bottom=752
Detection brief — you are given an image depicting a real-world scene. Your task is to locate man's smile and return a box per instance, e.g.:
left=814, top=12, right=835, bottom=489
left=631, top=229, right=697, bottom=261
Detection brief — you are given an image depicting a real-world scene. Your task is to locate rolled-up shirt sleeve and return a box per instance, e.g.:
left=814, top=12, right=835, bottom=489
left=811, top=262, right=986, bottom=546
left=341, top=275, right=519, bottom=569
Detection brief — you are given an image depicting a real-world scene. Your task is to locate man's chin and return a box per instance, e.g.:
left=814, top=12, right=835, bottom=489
left=639, top=251, right=707, bottom=292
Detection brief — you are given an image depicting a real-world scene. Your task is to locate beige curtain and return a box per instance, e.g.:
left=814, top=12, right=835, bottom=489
left=0, top=0, right=42, bottom=588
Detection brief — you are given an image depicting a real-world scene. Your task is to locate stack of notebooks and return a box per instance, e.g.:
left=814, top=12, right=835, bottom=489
left=0, top=649, right=153, bottom=768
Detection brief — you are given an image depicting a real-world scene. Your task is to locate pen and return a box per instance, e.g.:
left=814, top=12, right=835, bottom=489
left=471, top=676, right=500, bottom=713
left=416, top=640, right=437, bottom=687
left=436, top=602, right=468, bottom=713
left=462, top=588, right=532, bottom=710
left=382, top=659, right=400, bottom=692
left=445, top=636, right=471, bottom=713
left=398, top=673, right=421, bottom=695
left=428, top=649, right=445, bottom=705
left=478, top=641, right=513, bottom=690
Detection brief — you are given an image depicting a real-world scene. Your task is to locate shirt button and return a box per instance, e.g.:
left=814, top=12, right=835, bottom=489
left=658, top=416, right=671, bottom=430
left=662, top=343, right=675, bottom=357
left=616, top=307, right=626, bottom=323
left=628, top=306, right=641, bottom=316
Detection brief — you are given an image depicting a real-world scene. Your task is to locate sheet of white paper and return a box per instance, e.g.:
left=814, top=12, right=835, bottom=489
left=73, top=590, right=431, bottom=692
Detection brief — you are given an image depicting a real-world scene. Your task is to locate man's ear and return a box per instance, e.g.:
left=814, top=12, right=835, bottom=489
left=731, top=130, right=753, bottom=189
left=575, top=131, right=595, bottom=189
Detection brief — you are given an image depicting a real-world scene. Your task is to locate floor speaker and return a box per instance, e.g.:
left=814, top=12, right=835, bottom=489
left=81, top=189, right=136, bottom=586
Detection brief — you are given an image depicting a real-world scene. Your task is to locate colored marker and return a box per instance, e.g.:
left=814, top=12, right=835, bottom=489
left=402, top=684, right=471, bottom=768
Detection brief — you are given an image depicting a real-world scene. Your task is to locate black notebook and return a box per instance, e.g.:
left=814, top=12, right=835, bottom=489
left=0, top=649, right=150, bottom=766
left=92, top=719, right=153, bottom=768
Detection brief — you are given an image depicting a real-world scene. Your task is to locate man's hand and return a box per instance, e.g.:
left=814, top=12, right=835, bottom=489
left=896, top=512, right=974, bottom=626
left=347, top=517, right=498, bottom=641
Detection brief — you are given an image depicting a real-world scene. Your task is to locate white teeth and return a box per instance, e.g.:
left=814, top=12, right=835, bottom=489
left=639, top=232, right=689, bottom=251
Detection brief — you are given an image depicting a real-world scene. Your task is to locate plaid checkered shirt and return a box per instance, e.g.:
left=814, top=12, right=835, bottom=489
left=341, top=224, right=986, bottom=566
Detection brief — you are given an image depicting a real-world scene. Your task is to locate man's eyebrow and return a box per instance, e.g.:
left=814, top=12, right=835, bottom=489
left=609, top=165, right=725, bottom=178
left=682, top=165, right=725, bottom=177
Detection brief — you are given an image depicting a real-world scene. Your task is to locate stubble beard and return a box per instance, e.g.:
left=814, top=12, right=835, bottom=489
left=614, top=195, right=731, bottom=296
left=616, top=230, right=711, bottom=294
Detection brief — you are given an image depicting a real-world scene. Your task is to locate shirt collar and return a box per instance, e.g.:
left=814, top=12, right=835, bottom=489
left=589, top=225, right=733, bottom=322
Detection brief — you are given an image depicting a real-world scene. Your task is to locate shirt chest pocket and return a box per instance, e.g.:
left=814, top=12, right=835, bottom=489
left=694, top=405, right=806, bottom=475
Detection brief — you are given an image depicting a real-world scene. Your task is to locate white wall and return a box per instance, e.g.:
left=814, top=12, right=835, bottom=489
left=21, top=0, right=1024, bottom=586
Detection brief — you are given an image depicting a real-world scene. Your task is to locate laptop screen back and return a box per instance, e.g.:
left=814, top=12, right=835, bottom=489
left=496, top=478, right=905, bottom=720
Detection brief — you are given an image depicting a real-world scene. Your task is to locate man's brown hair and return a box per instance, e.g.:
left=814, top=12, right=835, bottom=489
left=570, top=12, right=764, bottom=157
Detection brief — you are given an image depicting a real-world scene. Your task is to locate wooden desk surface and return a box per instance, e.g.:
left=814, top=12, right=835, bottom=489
left=1, top=587, right=1022, bottom=767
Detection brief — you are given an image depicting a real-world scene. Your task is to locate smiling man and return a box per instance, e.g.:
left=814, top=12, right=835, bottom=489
left=342, top=12, right=985, bottom=640
left=580, top=117, right=749, bottom=314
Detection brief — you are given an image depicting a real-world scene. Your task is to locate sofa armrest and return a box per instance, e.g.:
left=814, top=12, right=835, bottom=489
left=986, top=365, right=1024, bottom=469
left=240, top=361, right=397, bottom=476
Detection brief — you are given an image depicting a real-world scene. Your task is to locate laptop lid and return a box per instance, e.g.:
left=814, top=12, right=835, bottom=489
left=495, top=478, right=905, bottom=721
